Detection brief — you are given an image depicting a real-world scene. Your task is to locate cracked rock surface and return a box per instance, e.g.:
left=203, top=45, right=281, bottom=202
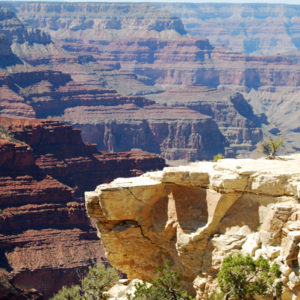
left=86, top=154, right=300, bottom=299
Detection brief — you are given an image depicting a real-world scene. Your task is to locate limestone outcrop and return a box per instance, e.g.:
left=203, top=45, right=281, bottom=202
left=86, top=154, right=300, bottom=299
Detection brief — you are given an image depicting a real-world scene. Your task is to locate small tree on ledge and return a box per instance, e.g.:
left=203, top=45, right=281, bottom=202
left=214, top=253, right=282, bottom=300
left=256, top=136, right=284, bottom=159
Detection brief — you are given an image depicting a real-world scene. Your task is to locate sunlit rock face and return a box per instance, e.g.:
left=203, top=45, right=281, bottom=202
left=86, top=154, right=300, bottom=299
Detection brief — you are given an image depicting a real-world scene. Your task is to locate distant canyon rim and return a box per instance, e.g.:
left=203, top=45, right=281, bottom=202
left=1, top=2, right=300, bottom=162
left=1, top=2, right=300, bottom=298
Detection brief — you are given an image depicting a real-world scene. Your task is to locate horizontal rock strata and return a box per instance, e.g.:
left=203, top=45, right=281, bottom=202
left=59, top=103, right=227, bottom=161
left=86, top=154, right=300, bottom=299
left=158, top=3, right=300, bottom=55
left=0, top=116, right=165, bottom=298
left=15, top=2, right=300, bottom=157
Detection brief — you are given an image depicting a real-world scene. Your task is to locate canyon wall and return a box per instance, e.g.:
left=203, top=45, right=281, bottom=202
left=158, top=3, right=300, bottom=55
left=0, top=116, right=165, bottom=298
left=0, top=3, right=299, bottom=160
left=0, top=4, right=251, bottom=161
left=17, top=2, right=300, bottom=91
left=86, top=155, right=300, bottom=299
left=15, top=2, right=300, bottom=156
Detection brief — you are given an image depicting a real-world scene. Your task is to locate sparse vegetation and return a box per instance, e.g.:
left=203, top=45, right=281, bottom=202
left=211, top=253, right=282, bottom=300
left=256, top=136, right=284, bottom=159
left=50, top=264, right=119, bottom=300
left=128, top=261, right=194, bottom=300
left=213, top=154, right=224, bottom=162
left=0, top=125, right=26, bottom=145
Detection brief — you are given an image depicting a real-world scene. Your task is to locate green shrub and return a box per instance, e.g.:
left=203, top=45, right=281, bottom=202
left=256, top=136, right=284, bottom=159
left=214, top=253, right=282, bottom=300
left=128, top=261, right=194, bottom=300
left=51, top=285, right=81, bottom=300
left=51, top=264, right=119, bottom=300
left=213, top=154, right=224, bottom=162
left=0, top=125, right=26, bottom=145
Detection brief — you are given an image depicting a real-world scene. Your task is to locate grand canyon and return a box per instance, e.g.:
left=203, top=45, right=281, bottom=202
left=0, top=1, right=300, bottom=299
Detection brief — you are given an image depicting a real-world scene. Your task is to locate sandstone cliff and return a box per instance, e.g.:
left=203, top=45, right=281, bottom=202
left=0, top=116, right=165, bottom=298
left=59, top=103, right=227, bottom=162
left=86, top=155, right=300, bottom=299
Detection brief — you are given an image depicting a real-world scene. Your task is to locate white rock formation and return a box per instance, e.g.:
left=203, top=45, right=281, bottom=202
left=86, top=154, right=300, bottom=299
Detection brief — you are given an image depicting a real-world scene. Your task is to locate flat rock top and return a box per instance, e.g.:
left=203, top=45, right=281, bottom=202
left=94, top=154, right=300, bottom=196
left=210, top=154, right=300, bottom=174
left=60, top=104, right=210, bottom=124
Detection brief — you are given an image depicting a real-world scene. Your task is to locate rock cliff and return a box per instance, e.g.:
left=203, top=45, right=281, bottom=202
left=158, top=3, right=300, bottom=55
left=15, top=2, right=300, bottom=156
left=59, top=103, right=227, bottom=161
left=0, top=116, right=165, bottom=298
left=18, top=2, right=300, bottom=91
left=0, top=4, right=232, bottom=162
left=86, top=154, right=300, bottom=299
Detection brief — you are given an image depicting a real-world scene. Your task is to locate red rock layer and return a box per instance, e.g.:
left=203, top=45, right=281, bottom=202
left=17, top=2, right=300, bottom=90
left=0, top=116, right=166, bottom=298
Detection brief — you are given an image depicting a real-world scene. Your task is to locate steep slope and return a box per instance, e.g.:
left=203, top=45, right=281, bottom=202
left=148, top=87, right=266, bottom=158
left=0, top=116, right=166, bottom=298
left=86, top=155, right=300, bottom=299
left=58, top=103, right=226, bottom=162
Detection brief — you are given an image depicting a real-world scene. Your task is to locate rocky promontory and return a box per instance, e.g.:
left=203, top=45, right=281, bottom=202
left=86, top=155, right=300, bottom=299
left=0, top=116, right=165, bottom=298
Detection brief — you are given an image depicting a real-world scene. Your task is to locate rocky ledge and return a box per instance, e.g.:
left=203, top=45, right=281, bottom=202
left=86, top=154, right=300, bottom=299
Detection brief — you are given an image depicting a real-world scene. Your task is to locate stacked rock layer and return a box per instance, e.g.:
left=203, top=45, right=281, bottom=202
left=0, top=116, right=166, bottom=298
left=86, top=154, right=300, bottom=299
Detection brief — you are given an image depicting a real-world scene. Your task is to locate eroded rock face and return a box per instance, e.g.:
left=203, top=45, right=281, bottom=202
left=60, top=104, right=227, bottom=161
left=15, top=2, right=300, bottom=157
left=18, top=2, right=300, bottom=91
left=0, top=116, right=166, bottom=298
left=86, top=155, right=300, bottom=299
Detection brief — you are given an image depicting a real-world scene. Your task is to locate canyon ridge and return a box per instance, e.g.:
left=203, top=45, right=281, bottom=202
left=1, top=1, right=300, bottom=299
left=0, top=116, right=165, bottom=298
left=2, top=2, right=300, bottom=160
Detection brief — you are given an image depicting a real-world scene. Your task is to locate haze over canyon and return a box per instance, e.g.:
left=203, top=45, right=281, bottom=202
left=1, top=1, right=300, bottom=298
left=2, top=1, right=300, bottom=161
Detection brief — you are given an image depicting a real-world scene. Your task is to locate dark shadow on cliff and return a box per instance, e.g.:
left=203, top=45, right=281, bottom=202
left=171, top=185, right=208, bottom=234
left=230, top=92, right=268, bottom=125
left=0, top=250, right=13, bottom=272
left=0, top=54, right=23, bottom=68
